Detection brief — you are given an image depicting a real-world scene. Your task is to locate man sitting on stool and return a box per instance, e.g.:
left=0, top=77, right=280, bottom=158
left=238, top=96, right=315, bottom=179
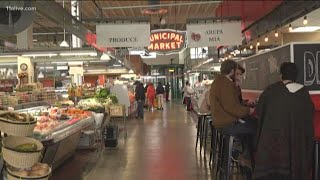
left=209, top=60, right=256, bottom=169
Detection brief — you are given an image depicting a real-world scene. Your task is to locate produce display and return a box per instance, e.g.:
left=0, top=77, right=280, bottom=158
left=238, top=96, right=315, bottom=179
left=32, top=107, right=91, bottom=135
left=78, top=88, right=119, bottom=113
left=0, top=111, right=35, bottom=123
left=8, top=163, right=50, bottom=177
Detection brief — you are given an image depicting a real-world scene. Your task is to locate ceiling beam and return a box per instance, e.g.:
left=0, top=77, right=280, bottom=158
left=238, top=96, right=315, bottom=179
left=100, top=1, right=221, bottom=10
left=33, top=1, right=91, bottom=40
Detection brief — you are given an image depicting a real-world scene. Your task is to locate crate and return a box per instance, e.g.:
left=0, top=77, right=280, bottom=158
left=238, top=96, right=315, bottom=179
left=109, top=105, right=125, bottom=117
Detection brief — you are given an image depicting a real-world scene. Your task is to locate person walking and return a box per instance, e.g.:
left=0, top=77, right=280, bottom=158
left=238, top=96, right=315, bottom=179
left=165, top=82, right=170, bottom=101
left=146, top=83, right=156, bottom=111
left=254, top=62, right=314, bottom=180
left=183, top=81, right=194, bottom=111
left=156, top=82, right=165, bottom=110
left=134, top=81, right=145, bottom=119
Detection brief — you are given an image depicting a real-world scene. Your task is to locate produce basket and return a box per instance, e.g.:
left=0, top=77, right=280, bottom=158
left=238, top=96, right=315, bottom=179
left=6, top=166, right=52, bottom=180
left=2, top=136, right=44, bottom=168
left=0, top=111, right=36, bottom=136
left=0, top=119, right=36, bottom=136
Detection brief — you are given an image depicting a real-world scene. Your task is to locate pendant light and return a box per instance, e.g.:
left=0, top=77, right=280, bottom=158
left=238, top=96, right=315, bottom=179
left=250, top=45, right=253, bottom=49
left=264, top=36, right=268, bottom=42
left=100, top=53, right=111, bottom=61
left=288, top=24, right=293, bottom=32
left=274, top=30, right=279, bottom=37
left=60, top=0, right=69, bottom=47
left=38, top=71, right=44, bottom=79
left=303, top=16, right=308, bottom=25
left=257, top=40, right=260, bottom=46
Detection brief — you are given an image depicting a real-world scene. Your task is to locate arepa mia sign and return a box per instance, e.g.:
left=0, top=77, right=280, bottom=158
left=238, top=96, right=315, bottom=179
left=148, top=29, right=187, bottom=54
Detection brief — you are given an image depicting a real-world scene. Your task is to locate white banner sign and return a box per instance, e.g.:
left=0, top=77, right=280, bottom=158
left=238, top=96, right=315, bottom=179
left=187, top=22, right=242, bottom=47
left=96, top=23, right=150, bottom=48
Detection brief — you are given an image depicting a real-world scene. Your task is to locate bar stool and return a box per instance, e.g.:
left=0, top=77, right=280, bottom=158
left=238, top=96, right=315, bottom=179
left=202, top=116, right=212, bottom=158
left=314, top=138, right=320, bottom=180
left=214, top=129, right=243, bottom=180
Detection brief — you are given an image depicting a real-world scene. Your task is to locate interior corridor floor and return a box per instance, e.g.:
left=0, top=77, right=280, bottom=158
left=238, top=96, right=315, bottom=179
left=51, top=101, right=215, bottom=180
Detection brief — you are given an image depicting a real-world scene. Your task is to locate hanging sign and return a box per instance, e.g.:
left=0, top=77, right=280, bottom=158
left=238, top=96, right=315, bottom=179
left=96, top=23, right=150, bottom=48
left=187, top=21, right=242, bottom=47
left=148, top=29, right=187, bottom=54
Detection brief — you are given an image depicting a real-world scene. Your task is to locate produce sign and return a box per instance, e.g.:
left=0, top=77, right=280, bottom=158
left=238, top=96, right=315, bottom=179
left=148, top=29, right=187, bottom=54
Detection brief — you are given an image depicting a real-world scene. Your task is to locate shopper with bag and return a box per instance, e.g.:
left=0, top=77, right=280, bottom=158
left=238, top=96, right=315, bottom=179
left=156, top=82, right=165, bottom=110
left=183, top=81, right=194, bottom=111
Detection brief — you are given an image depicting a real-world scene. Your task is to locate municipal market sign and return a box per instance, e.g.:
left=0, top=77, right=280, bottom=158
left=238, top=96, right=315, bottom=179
left=148, top=29, right=187, bottom=54
left=186, top=21, right=242, bottom=47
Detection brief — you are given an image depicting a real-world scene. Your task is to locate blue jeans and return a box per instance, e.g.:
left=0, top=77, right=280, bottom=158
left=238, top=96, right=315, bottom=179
left=137, top=100, right=144, bottom=118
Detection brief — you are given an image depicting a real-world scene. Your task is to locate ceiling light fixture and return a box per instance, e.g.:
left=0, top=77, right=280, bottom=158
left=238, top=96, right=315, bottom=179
left=60, top=0, right=69, bottom=48
left=289, top=24, right=293, bottom=32
left=275, top=30, right=279, bottom=37
left=264, top=36, right=268, bottom=42
left=100, top=53, right=111, bottom=61
left=257, top=40, right=260, bottom=46
left=243, top=48, right=247, bottom=52
left=250, top=45, right=253, bottom=49
left=303, top=16, right=308, bottom=25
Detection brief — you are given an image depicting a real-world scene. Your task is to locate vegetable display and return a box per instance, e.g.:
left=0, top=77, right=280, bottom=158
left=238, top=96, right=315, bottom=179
left=95, top=88, right=110, bottom=99
left=0, top=111, right=35, bottom=123
left=15, top=143, right=38, bottom=152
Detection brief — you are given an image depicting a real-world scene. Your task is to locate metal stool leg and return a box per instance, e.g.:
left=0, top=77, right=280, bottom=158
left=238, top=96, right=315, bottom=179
left=209, top=124, right=215, bottom=164
left=195, top=117, right=201, bottom=148
left=200, top=116, right=205, bottom=154
left=203, top=118, right=209, bottom=159
left=315, top=141, right=319, bottom=180
left=226, top=136, right=235, bottom=180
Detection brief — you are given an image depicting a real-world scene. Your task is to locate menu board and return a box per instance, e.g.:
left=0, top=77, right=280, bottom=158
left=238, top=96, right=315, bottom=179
left=293, top=44, right=320, bottom=91
left=238, top=45, right=290, bottom=90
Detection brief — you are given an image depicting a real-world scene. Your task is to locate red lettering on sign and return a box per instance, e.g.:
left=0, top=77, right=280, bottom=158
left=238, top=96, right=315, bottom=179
left=148, top=30, right=186, bottom=54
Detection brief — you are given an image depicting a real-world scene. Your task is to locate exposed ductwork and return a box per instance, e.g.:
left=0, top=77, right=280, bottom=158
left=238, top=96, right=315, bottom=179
left=0, top=0, right=35, bottom=35
left=33, top=0, right=91, bottom=41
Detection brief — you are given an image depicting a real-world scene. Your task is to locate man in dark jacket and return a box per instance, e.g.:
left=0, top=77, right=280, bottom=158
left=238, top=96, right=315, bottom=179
left=254, top=62, right=314, bottom=180
left=165, top=82, right=170, bottom=101
left=134, top=81, right=145, bottom=119
left=156, top=82, right=165, bottom=110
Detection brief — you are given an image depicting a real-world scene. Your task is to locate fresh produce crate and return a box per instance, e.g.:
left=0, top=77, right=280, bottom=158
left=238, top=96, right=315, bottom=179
left=109, top=105, right=125, bottom=117
left=2, top=136, right=44, bottom=168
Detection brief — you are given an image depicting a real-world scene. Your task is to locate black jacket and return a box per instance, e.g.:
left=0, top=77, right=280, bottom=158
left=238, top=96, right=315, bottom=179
left=135, top=83, right=145, bottom=101
left=156, top=85, right=165, bottom=95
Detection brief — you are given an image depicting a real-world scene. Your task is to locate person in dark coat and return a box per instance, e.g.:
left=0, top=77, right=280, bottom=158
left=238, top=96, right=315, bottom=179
left=156, top=82, right=165, bottom=110
left=254, top=62, right=314, bottom=180
left=165, top=82, right=170, bottom=101
left=134, top=81, right=145, bottom=119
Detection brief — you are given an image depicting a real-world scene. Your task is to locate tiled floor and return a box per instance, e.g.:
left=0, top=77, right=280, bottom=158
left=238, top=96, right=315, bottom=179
left=51, top=101, right=223, bottom=180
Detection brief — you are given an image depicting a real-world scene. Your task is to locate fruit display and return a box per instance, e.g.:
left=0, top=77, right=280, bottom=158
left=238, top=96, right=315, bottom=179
left=33, top=115, right=60, bottom=135
left=0, top=111, right=35, bottom=123
left=32, top=107, right=91, bottom=135
left=8, top=163, right=50, bottom=178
